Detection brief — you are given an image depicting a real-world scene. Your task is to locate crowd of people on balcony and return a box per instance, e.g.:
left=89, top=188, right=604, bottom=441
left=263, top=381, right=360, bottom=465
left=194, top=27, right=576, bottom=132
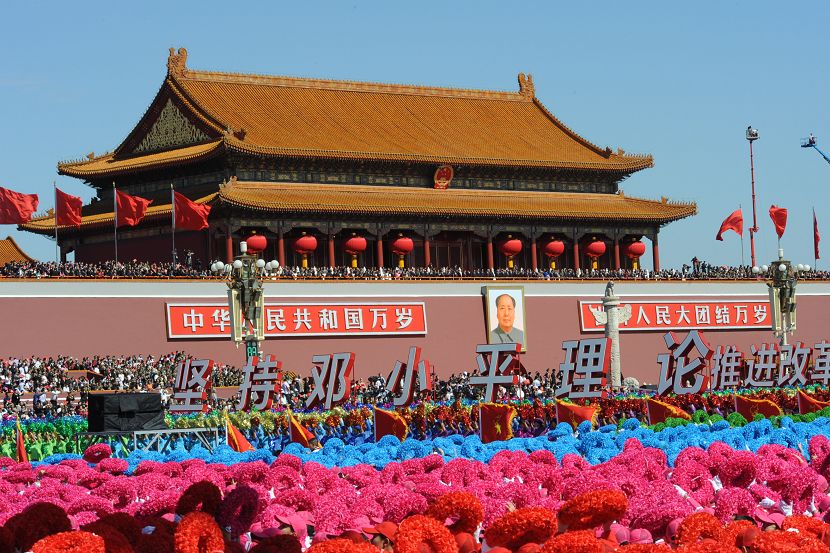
left=2, top=258, right=827, bottom=280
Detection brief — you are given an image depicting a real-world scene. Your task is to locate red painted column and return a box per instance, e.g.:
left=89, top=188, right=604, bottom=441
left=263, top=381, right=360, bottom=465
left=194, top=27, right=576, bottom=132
left=277, top=230, right=285, bottom=267
left=486, top=237, right=494, bottom=270
left=423, top=236, right=431, bottom=267
left=328, top=235, right=335, bottom=267
left=376, top=235, right=384, bottom=267
left=573, top=241, right=580, bottom=270
left=530, top=239, right=538, bottom=271
left=225, top=226, right=233, bottom=263
left=652, top=235, right=660, bottom=272
left=613, top=239, right=621, bottom=270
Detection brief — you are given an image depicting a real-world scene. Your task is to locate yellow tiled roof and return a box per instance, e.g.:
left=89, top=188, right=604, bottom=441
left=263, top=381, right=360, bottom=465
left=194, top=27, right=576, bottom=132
left=59, top=140, right=224, bottom=178
left=218, top=181, right=696, bottom=224
left=0, top=236, right=34, bottom=264
left=19, top=193, right=217, bottom=235
left=59, top=49, right=653, bottom=177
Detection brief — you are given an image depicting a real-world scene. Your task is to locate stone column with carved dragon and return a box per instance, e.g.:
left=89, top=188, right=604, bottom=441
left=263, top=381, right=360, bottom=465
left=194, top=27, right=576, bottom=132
left=589, top=281, right=632, bottom=388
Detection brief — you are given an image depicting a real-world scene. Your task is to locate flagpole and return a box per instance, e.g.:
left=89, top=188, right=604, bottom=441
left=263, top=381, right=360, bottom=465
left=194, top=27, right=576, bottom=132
left=739, top=204, right=745, bottom=267
left=113, top=181, right=118, bottom=272
left=53, top=181, right=59, bottom=263
left=171, top=183, right=176, bottom=269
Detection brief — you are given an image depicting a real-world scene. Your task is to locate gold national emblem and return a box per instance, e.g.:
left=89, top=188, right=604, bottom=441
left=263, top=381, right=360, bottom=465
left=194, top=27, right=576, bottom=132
left=433, top=165, right=454, bottom=189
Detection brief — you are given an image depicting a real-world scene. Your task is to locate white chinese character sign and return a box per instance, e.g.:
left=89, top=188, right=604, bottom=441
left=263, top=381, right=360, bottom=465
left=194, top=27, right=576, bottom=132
left=171, top=359, right=214, bottom=412
left=167, top=303, right=427, bottom=338
left=469, top=343, right=521, bottom=401
left=386, top=346, right=433, bottom=407
left=305, top=352, right=356, bottom=410
left=237, top=355, right=283, bottom=411
left=555, top=338, right=611, bottom=399
left=580, top=299, right=770, bottom=332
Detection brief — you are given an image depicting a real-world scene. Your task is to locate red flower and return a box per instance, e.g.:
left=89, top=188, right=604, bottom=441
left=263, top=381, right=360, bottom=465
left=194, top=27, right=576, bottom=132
left=676, top=513, right=724, bottom=546
left=540, top=530, right=603, bottom=553
left=484, top=507, right=557, bottom=551
left=176, top=481, right=223, bottom=517
left=174, top=512, right=224, bottom=553
left=394, top=514, right=458, bottom=553
left=781, top=515, right=829, bottom=538
left=13, top=501, right=72, bottom=552
left=80, top=522, right=134, bottom=553
left=721, top=520, right=756, bottom=548
left=425, top=492, right=485, bottom=534
left=306, top=538, right=380, bottom=552
left=135, top=531, right=174, bottom=553
left=83, top=444, right=113, bottom=464
left=750, top=531, right=829, bottom=553
left=676, top=540, right=740, bottom=553
left=558, top=490, right=628, bottom=531
left=96, top=513, right=143, bottom=543
left=31, top=531, right=106, bottom=553
left=250, top=535, right=302, bottom=553
left=215, top=485, right=260, bottom=537
left=618, top=546, right=673, bottom=553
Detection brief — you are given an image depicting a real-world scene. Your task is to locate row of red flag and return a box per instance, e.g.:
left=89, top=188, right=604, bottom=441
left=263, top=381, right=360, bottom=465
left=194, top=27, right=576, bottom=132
left=717, top=204, right=820, bottom=259
left=221, top=390, right=830, bottom=453
left=0, top=185, right=210, bottom=230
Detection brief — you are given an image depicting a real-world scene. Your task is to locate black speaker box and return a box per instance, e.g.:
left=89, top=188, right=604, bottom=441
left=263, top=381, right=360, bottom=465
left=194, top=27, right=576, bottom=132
left=87, top=393, right=165, bottom=432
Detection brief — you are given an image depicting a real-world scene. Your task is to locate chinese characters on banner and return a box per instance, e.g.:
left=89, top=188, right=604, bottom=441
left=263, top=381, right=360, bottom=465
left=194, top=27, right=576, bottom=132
left=556, top=338, right=611, bottom=399
left=579, top=300, right=769, bottom=332
left=166, top=302, right=427, bottom=339
left=469, top=343, right=521, bottom=402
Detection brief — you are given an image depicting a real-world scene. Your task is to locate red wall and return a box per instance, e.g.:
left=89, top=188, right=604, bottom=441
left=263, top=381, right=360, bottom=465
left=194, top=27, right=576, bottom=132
left=75, top=232, right=207, bottom=264
left=3, top=281, right=830, bottom=384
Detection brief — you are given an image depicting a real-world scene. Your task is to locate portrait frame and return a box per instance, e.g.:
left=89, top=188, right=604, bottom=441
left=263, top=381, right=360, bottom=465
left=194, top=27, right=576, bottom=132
left=484, top=285, right=527, bottom=352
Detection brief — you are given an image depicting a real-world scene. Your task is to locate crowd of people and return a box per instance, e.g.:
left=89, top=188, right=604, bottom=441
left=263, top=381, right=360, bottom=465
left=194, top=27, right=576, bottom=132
left=3, top=258, right=827, bottom=280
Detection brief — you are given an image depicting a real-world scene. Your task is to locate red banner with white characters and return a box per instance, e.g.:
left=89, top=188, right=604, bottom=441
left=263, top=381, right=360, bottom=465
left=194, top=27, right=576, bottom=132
left=579, top=299, right=770, bottom=332
left=166, top=302, right=427, bottom=339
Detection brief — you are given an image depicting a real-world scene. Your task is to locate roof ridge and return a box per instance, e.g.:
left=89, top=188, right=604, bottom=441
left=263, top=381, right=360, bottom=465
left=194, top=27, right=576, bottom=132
left=177, top=69, right=531, bottom=101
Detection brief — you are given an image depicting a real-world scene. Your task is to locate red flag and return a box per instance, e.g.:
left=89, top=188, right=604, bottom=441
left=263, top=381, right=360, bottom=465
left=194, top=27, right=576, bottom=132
left=0, top=187, right=39, bottom=224
left=797, top=389, right=830, bottom=415
left=646, top=397, right=692, bottom=425
left=56, top=188, right=82, bottom=227
left=224, top=414, right=253, bottom=453
left=174, top=191, right=211, bottom=231
left=716, top=209, right=744, bottom=241
left=289, top=413, right=317, bottom=449
left=374, top=407, right=409, bottom=442
left=769, top=205, right=788, bottom=239
left=734, top=394, right=782, bottom=421
left=16, top=419, right=28, bottom=463
left=116, top=190, right=152, bottom=227
left=555, top=400, right=598, bottom=429
left=479, top=403, right=517, bottom=444
left=814, top=209, right=821, bottom=260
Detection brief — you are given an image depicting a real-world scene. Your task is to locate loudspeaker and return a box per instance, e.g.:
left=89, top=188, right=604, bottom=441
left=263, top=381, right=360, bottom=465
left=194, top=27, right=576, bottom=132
left=87, top=393, right=165, bottom=432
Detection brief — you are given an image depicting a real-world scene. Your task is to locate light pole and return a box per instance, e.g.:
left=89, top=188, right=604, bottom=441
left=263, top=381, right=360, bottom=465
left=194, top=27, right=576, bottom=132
left=752, top=249, right=811, bottom=349
left=210, top=240, right=280, bottom=361
left=747, top=126, right=760, bottom=268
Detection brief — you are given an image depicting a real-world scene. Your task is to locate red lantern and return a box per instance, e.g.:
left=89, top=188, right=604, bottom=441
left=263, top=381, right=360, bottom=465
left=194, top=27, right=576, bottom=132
left=624, top=241, right=646, bottom=259
left=292, top=234, right=318, bottom=269
left=391, top=236, right=414, bottom=268
left=498, top=238, right=523, bottom=269
left=344, top=235, right=367, bottom=268
left=585, top=240, right=606, bottom=270
left=585, top=240, right=606, bottom=258
left=245, top=235, right=267, bottom=254
left=543, top=239, right=565, bottom=269
left=391, top=237, right=414, bottom=255
left=624, top=240, right=646, bottom=269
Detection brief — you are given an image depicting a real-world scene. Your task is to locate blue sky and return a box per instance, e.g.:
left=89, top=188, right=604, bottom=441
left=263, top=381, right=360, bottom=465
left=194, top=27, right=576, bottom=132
left=1, top=2, right=828, bottom=268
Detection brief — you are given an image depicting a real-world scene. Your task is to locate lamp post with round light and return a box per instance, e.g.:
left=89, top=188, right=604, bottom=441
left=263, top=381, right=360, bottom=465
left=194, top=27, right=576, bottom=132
left=210, top=238, right=280, bottom=361
left=752, top=248, right=811, bottom=349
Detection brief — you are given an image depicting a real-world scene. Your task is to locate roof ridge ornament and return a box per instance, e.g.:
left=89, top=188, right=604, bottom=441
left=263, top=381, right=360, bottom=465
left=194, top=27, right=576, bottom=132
left=167, top=47, right=188, bottom=77
left=518, top=73, right=535, bottom=98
